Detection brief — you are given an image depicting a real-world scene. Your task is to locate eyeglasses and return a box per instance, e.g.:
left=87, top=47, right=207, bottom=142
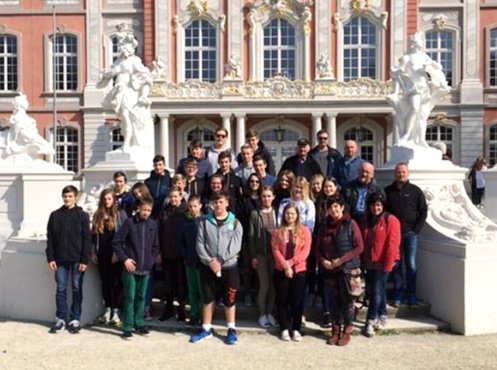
left=216, top=134, right=227, bottom=138
left=318, top=137, right=328, bottom=141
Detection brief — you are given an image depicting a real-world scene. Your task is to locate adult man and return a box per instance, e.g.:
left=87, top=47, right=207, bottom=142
left=253, top=155, right=276, bottom=186
left=177, top=139, right=210, bottom=181
left=237, top=130, right=276, bottom=176
left=310, top=129, right=342, bottom=177
left=343, top=162, right=385, bottom=228
left=111, top=171, right=134, bottom=216
left=384, top=163, right=427, bottom=308
left=216, top=151, right=243, bottom=214
left=334, top=140, right=365, bottom=188
left=144, top=155, right=172, bottom=218
left=279, top=138, right=322, bottom=181
left=205, top=127, right=237, bottom=175
left=191, top=191, right=243, bottom=345
left=235, top=144, right=256, bottom=186
left=183, top=158, right=205, bottom=198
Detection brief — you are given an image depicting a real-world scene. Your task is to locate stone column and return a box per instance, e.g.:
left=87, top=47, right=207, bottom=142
left=461, top=0, right=483, bottom=103
left=159, top=114, right=170, bottom=166
left=221, top=113, right=232, bottom=149
left=248, top=17, right=257, bottom=81
left=155, top=0, right=170, bottom=81
left=235, top=114, right=246, bottom=153
left=460, top=107, right=484, bottom=168
left=303, top=25, right=311, bottom=82
left=325, top=112, right=337, bottom=149
left=311, top=113, right=323, bottom=147
left=390, top=0, right=406, bottom=70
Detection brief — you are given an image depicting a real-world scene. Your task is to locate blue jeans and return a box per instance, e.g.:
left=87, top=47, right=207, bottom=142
left=392, top=232, right=417, bottom=301
left=366, top=269, right=388, bottom=321
left=55, top=262, right=85, bottom=321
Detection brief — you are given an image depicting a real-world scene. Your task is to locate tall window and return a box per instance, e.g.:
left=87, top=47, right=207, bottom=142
left=111, top=36, right=120, bottom=64
left=55, top=127, right=78, bottom=172
left=263, top=19, right=296, bottom=80
left=184, top=20, right=217, bottom=82
left=53, top=34, right=78, bottom=91
left=490, top=29, right=497, bottom=86
left=425, top=30, right=453, bottom=86
left=344, top=127, right=374, bottom=163
left=489, top=125, right=497, bottom=166
left=426, top=124, right=454, bottom=154
left=343, top=17, right=377, bottom=81
left=0, top=35, right=17, bottom=91
left=110, top=127, right=124, bottom=151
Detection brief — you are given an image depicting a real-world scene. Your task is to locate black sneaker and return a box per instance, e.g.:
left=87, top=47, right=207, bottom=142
left=177, top=307, right=186, bottom=323
left=135, top=327, right=150, bottom=336
left=158, top=310, right=174, bottom=322
left=187, top=318, right=201, bottom=327
left=49, top=319, right=65, bottom=333
left=67, top=320, right=81, bottom=334
left=323, top=312, right=332, bottom=328
left=122, top=331, right=133, bottom=340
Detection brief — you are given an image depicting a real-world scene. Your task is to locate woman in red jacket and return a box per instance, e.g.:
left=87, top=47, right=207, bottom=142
left=271, top=203, right=311, bottom=342
left=362, top=193, right=401, bottom=338
left=315, top=194, right=364, bottom=346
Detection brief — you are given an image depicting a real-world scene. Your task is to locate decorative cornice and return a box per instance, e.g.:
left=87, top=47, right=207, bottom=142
left=350, top=0, right=369, bottom=15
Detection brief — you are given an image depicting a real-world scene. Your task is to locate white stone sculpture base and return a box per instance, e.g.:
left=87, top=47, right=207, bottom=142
left=480, top=167, right=497, bottom=222
left=0, top=238, right=103, bottom=325
left=376, top=155, right=497, bottom=335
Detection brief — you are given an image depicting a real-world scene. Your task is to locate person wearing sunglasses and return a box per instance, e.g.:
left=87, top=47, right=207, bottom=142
left=310, top=129, right=342, bottom=178
left=205, top=127, right=237, bottom=175
left=279, top=138, right=322, bottom=181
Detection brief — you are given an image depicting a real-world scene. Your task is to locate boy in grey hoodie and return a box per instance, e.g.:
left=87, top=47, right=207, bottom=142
left=190, top=190, right=243, bottom=345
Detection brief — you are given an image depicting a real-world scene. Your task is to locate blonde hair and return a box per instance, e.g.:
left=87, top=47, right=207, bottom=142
left=172, top=174, right=186, bottom=185
left=291, top=176, right=310, bottom=202
left=277, top=203, right=303, bottom=247
left=310, top=174, right=324, bottom=202
left=92, top=189, right=118, bottom=234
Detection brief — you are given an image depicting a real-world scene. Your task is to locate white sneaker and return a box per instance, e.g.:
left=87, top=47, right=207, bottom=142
left=258, top=315, right=270, bottom=328
left=110, top=309, right=121, bottom=325
left=280, top=329, right=291, bottom=341
left=292, top=330, right=302, bottom=342
left=267, top=314, right=277, bottom=327
left=100, top=307, right=111, bottom=324
left=363, top=320, right=375, bottom=338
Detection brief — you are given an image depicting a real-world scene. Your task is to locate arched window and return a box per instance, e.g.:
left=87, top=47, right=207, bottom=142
left=343, top=17, right=377, bottom=81
left=344, top=127, right=374, bottom=163
left=55, top=126, right=79, bottom=172
left=489, top=125, right=497, bottom=166
left=263, top=19, right=296, bottom=80
left=426, top=124, right=454, bottom=154
left=53, top=34, right=78, bottom=91
left=489, top=28, right=497, bottom=86
left=425, top=30, right=454, bottom=86
left=0, top=35, right=17, bottom=91
left=110, top=127, right=124, bottom=151
left=184, top=20, right=217, bottom=82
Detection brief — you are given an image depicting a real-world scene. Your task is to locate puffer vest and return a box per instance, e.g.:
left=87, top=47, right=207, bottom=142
left=331, top=219, right=361, bottom=271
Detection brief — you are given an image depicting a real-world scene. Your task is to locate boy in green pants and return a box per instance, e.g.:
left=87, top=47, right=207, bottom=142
left=178, top=195, right=204, bottom=327
left=113, top=198, right=160, bottom=340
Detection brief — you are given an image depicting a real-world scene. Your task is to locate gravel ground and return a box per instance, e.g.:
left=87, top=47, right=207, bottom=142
left=1, top=321, right=497, bottom=369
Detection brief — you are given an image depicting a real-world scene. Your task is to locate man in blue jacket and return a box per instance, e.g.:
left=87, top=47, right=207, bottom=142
left=144, top=155, right=171, bottom=218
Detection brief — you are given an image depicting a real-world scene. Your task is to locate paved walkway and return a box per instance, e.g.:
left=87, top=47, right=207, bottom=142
left=1, top=321, right=496, bottom=369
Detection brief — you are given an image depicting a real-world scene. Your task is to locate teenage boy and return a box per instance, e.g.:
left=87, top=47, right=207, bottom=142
left=178, top=195, right=204, bottom=327
left=183, top=158, right=205, bottom=198
left=205, top=127, right=237, bottom=175
left=235, top=144, right=256, bottom=186
left=113, top=198, right=160, bottom=340
left=145, top=155, right=172, bottom=218
left=46, top=185, right=92, bottom=334
left=112, top=171, right=134, bottom=216
left=177, top=139, right=210, bottom=181
left=253, top=155, right=276, bottom=187
left=238, top=130, right=276, bottom=176
left=191, top=191, right=243, bottom=345
left=216, top=151, right=243, bottom=214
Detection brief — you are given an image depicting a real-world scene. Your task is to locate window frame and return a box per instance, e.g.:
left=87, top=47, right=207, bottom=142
left=0, top=34, right=18, bottom=92
left=425, top=29, right=456, bottom=88
left=426, top=119, right=460, bottom=164
left=262, top=18, right=297, bottom=80
left=184, top=19, right=218, bottom=83
left=486, top=25, right=497, bottom=88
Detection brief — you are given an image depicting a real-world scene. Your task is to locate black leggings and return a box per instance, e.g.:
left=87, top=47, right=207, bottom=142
left=163, top=259, right=187, bottom=309
left=274, top=270, right=306, bottom=332
left=97, top=253, right=122, bottom=309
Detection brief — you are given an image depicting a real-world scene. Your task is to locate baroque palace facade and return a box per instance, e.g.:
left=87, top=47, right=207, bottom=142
left=0, top=0, right=496, bottom=173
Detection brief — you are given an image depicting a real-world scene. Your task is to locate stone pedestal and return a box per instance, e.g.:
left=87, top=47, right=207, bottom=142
left=376, top=158, right=497, bottom=335
left=480, top=167, right=497, bottom=222
left=0, top=237, right=102, bottom=325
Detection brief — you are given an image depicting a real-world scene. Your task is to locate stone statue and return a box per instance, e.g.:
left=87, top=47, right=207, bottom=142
left=4, top=93, right=55, bottom=162
left=316, top=54, right=334, bottom=79
left=97, top=32, right=154, bottom=153
left=150, top=57, right=165, bottom=79
left=387, top=32, right=450, bottom=148
left=224, top=55, right=242, bottom=80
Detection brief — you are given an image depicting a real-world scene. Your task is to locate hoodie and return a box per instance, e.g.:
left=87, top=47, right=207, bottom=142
left=158, top=201, right=188, bottom=260
left=177, top=211, right=204, bottom=268
left=195, top=211, right=243, bottom=270
left=144, top=170, right=172, bottom=217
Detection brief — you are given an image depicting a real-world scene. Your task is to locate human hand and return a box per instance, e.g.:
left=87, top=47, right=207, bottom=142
left=285, top=266, right=293, bottom=279
left=78, top=264, right=87, bottom=273
left=252, top=258, right=258, bottom=270
left=208, top=259, right=221, bottom=274
left=156, top=255, right=162, bottom=264
left=330, top=258, right=342, bottom=269
left=91, top=252, right=98, bottom=265
left=322, top=260, right=333, bottom=270
left=48, top=261, right=57, bottom=271
left=124, top=259, right=136, bottom=272
left=111, top=253, right=118, bottom=264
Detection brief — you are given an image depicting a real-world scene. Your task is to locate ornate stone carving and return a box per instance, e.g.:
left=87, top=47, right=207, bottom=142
left=381, top=11, right=388, bottom=29
left=302, top=6, right=312, bottom=35
left=316, top=54, right=334, bottom=79
left=433, top=14, right=447, bottom=30
left=247, top=9, right=256, bottom=37
left=152, top=80, right=223, bottom=100
left=172, top=15, right=179, bottom=34
left=218, top=14, right=226, bottom=32
left=243, top=75, right=315, bottom=99
left=350, top=0, right=369, bottom=15
left=0, top=24, right=7, bottom=35
left=149, top=57, right=166, bottom=79
left=333, top=13, right=342, bottom=30
left=224, top=55, right=242, bottom=80
left=187, top=0, right=208, bottom=18
left=424, top=183, right=497, bottom=242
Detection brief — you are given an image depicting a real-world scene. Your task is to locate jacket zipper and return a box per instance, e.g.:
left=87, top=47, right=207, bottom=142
left=140, top=221, right=145, bottom=272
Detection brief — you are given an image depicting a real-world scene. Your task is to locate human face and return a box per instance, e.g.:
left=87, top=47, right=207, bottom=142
left=248, top=177, right=261, bottom=191
left=247, top=136, right=259, bottom=151
left=138, top=203, right=152, bottom=220
left=284, top=207, right=298, bottom=226
left=215, top=130, right=227, bottom=147
left=311, top=180, right=322, bottom=194
left=133, top=189, right=143, bottom=200
left=241, top=148, right=253, bottom=165
left=328, top=202, right=345, bottom=220
left=358, top=164, right=374, bottom=185
left=114, top=176, right=126, bottom=193
left=261, top=189, right=274, bottom=208
left=395, top=164, right=409, bottom=184
left=169, top=191, right=182, bottom=207
left=279, top=176, right=291, bottom=190
left=293, top=184, right=304, bottom=200
left=212, top=196, right=229, bottom=215
left=191, top=146, right=203, bottom=159
left=103, top=192, right=114, bottom=209
left=298, top=144, right=310, bottom=158
left=62, top=192, right=76, bottom=208
left=344, top=141, right=357, bottom=158
left=253, top=159, right=266, bottom=176
left=153, top=160, right=165, bottom=176
left=210, top=178, right=223, bottom=192
left=219, top=157, right=231, bottom=173
left=369, top=201, right=384, bottom=216
left=318, top=134, right=328, bottom=148
left=323, top=180, right=337, bottom=196
left=174, top=180, right=186, bottom=191
left=185, top=164, right=198, bottom=178
left=188, top=199, right=202, bottom=216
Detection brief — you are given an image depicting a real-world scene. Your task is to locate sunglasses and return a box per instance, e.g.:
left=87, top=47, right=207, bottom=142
left=216, top=134, right=227, bottom=138
left=318, top=137, right=328, bottom=141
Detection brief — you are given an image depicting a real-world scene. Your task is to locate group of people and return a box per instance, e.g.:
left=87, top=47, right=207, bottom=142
left=45, top=127, right=428, bottom=346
